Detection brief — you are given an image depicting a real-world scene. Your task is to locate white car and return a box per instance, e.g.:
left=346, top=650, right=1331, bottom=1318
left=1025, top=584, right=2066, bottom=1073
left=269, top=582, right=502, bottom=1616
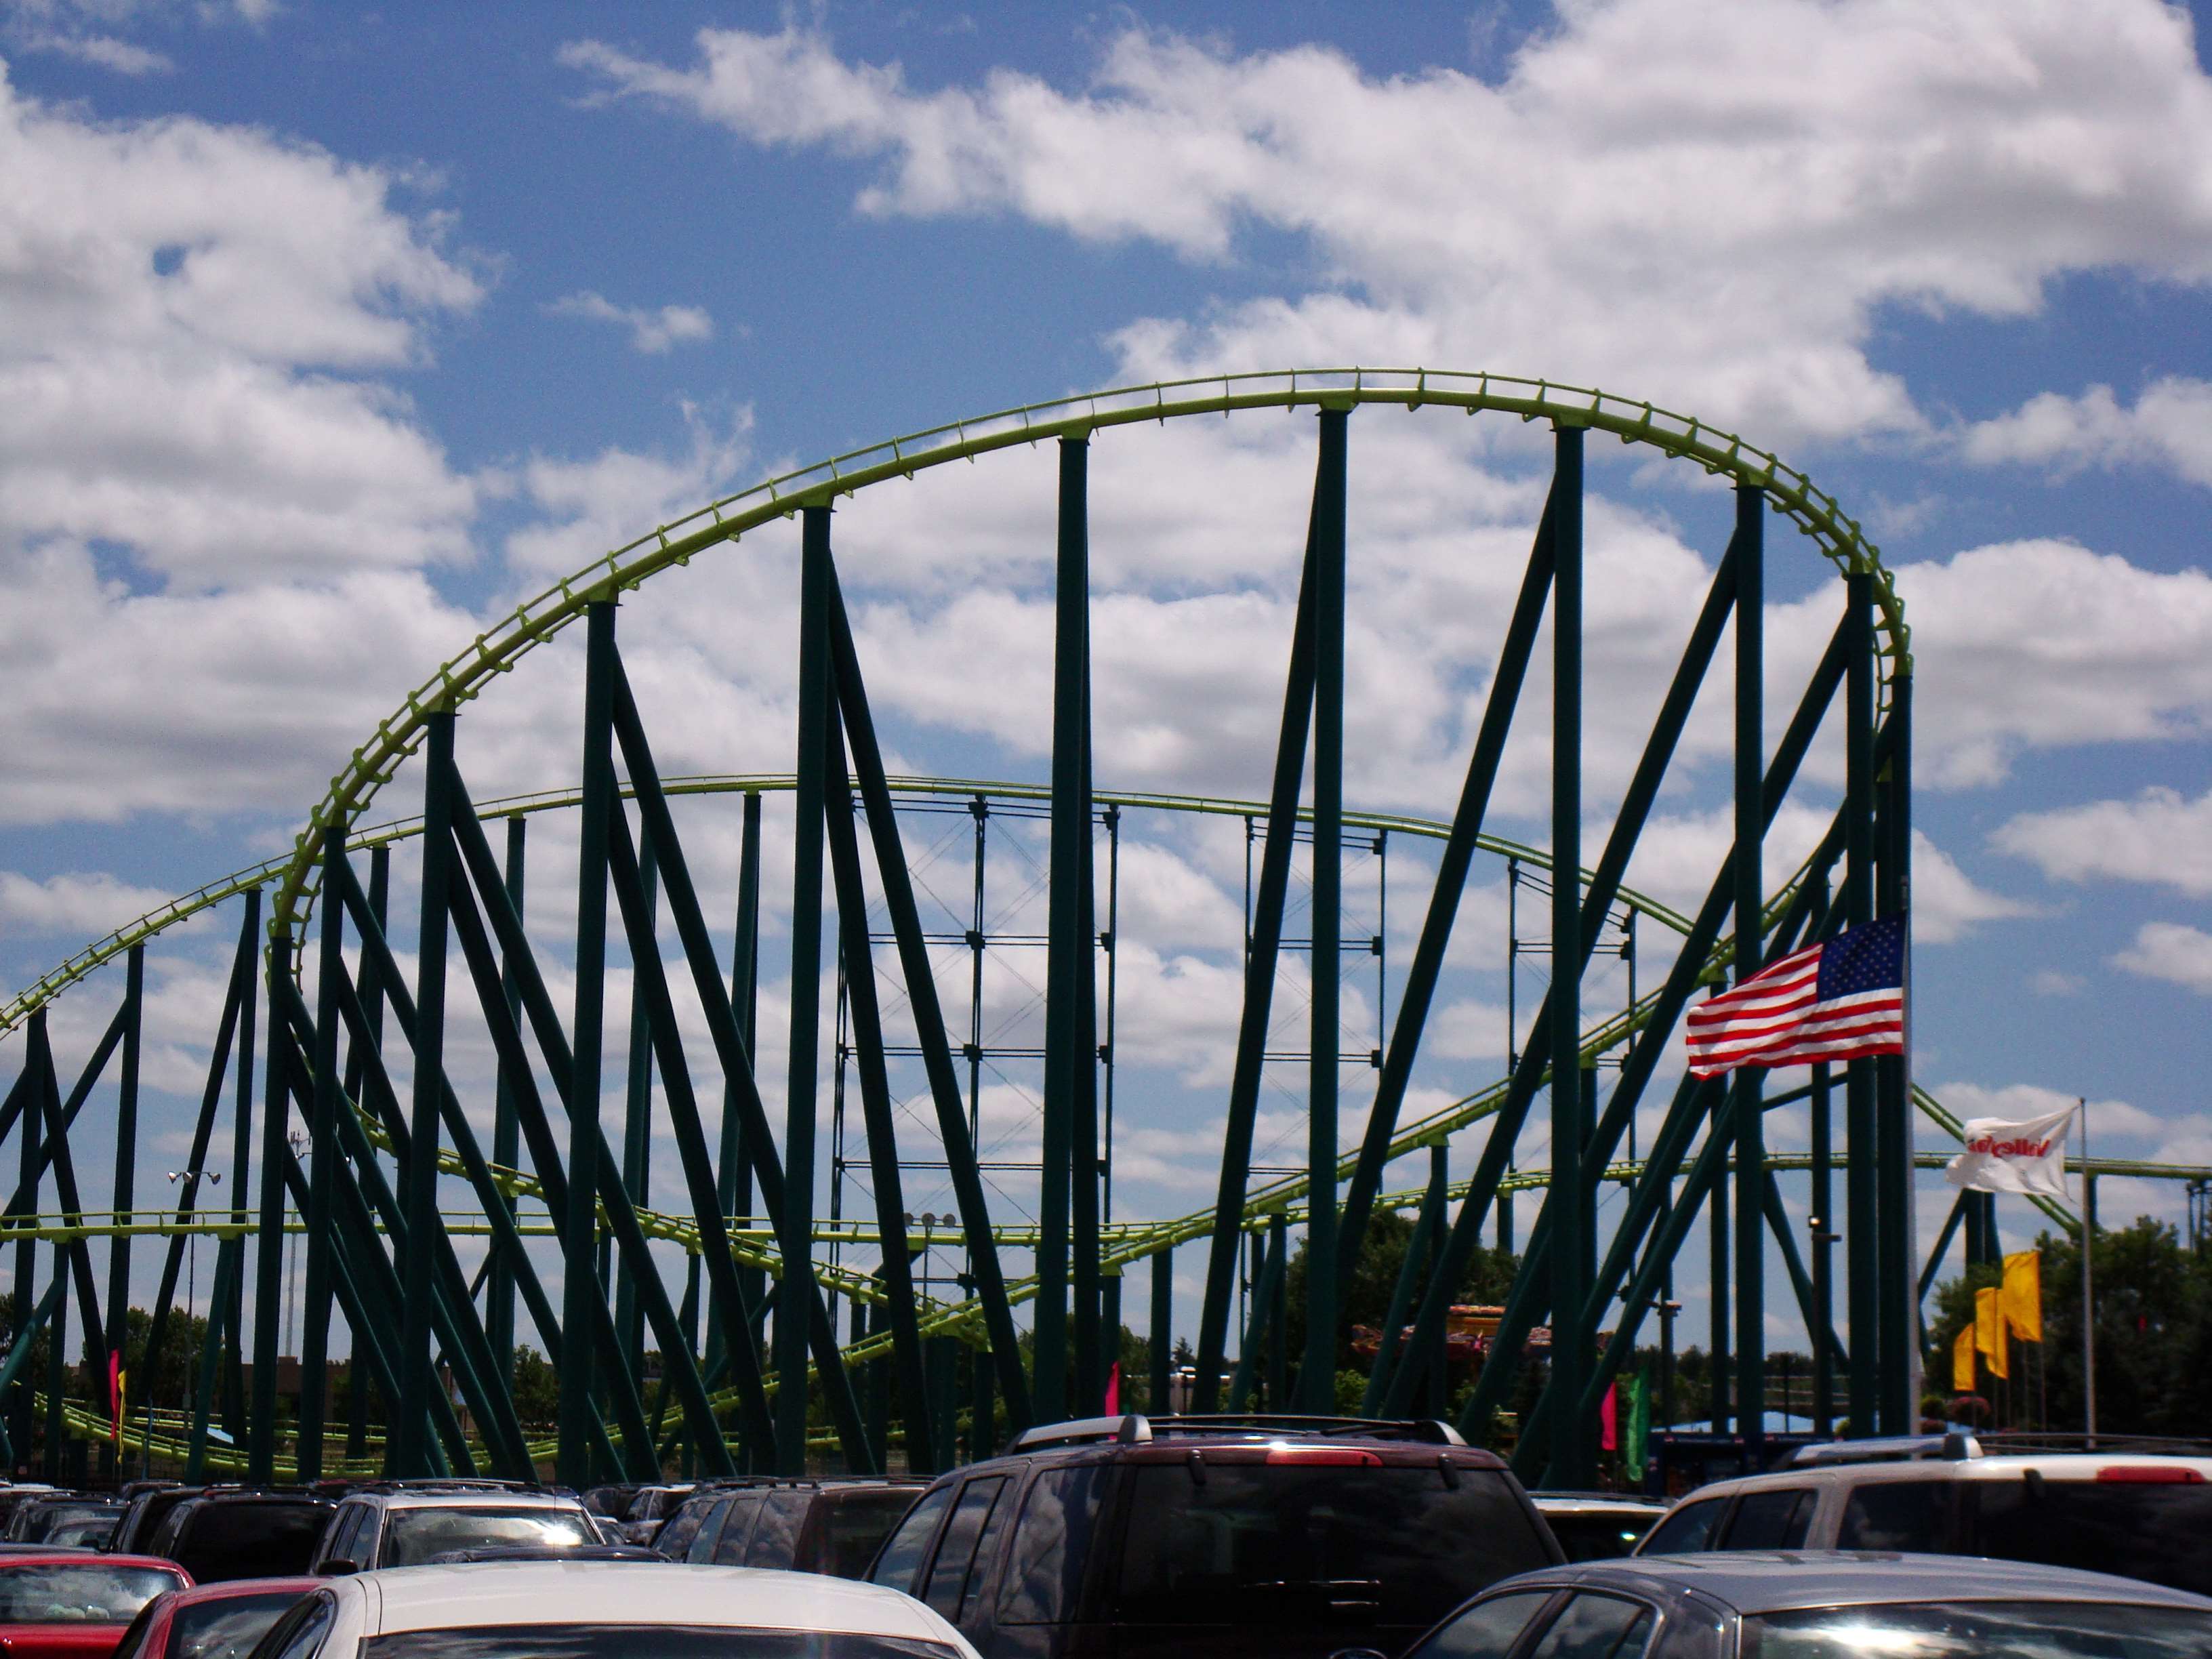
left=1636, top=1439, right=2212, bottom=1597
left=310, top=1485, right=605, bottom=1574
left=249, top=1559, right=981, bottom=1659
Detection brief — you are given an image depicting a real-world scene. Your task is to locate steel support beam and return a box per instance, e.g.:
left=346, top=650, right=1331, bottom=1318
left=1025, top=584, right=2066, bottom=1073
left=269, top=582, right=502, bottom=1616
left=1844, top=571, right=1878, bottom=1433
left=488, top=817, right=525, bottom=1387
left=1303, top=407, right=1349, bottom=1410
left=298, top=826, right=345, bottom=1478
left=1732, top=484, right=1766, bottom=1455
left=1877, top=671, right=1915, bottom=1429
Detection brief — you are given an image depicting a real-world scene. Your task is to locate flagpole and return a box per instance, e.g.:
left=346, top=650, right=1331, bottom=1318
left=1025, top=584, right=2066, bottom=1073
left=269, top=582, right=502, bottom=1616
left=2079, top=1095, right=2096, bottom=1448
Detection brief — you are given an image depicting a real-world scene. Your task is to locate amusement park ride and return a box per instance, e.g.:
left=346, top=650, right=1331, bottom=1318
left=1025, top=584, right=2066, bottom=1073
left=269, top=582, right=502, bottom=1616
left=2, top=370, right=2201, bottom=1495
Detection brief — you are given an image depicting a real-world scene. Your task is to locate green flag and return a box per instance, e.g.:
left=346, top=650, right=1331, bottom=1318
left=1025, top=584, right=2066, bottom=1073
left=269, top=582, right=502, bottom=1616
left=1622, top=1370, right=1650, bottom=1478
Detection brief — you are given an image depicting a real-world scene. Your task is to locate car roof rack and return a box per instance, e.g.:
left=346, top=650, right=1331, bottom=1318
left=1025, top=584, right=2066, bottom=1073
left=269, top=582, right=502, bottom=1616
left=1782, top=1434, right=1980, bottom=1467
left=1002, top=1412, right=1468, bottom=1455
left=348, top=1479, right=553, bottom=1495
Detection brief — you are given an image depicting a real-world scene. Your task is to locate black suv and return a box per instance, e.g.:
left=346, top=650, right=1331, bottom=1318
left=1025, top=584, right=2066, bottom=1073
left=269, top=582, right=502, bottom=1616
left=146, top=1489, right=335, bottom=1582
left=865, top=1414, right=1561, bottom=1659
left=655, top=1478, right=926, bottom=1579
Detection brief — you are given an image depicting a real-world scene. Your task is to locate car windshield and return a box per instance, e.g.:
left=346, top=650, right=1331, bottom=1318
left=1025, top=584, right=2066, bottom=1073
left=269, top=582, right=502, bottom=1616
left=1544, top=1510, right=1658, bottom=1561
left=384, top=1509, right=594, bottom=1567
left=1968, top=1481, right=2212, bottom=1597
left=363, top=1629, right=962, bottom=1659
left=0, top=1565, right=180, bottom=1624
left=1744, top=1600, right=2212, bottom=1659
left=176, top=1502, right=331, bottom=1582
left=810, top=1492, right=919, bottom=1580
left=168, top=1590, right=310, bottom=1659
left=1113, top=1464, right=1555, bottom=1631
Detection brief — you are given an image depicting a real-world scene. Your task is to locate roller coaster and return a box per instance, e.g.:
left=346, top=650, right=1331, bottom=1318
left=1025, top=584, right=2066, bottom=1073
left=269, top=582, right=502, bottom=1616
left=3, top=369, right=2199, bottom=1494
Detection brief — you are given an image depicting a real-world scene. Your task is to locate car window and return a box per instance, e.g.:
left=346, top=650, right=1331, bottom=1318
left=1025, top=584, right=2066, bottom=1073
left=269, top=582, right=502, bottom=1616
left=678, top=1499, right=733, bottom=1565
left=1836, top=1481, right=1951, bottom=1552
left=1967, top=1478, right=2212, bottom=1597
left=1742, top=1599, right=2212, bottom=1659
left=1639, top=1497, right=1727, bottom=1555
left=746, top=1494, right=807, bottom=1571
left=1111, top=1463, right=1550, bottom=1631
left=1525, top=1593, right=1655, bottom=1659
left=1544, top=1512, right=1660, bottom=1563
left=167, top=1589, right=311, bottom=1659
left=711, top=1496, right=764, bottom=1568
left=176, top=1500, right=333, bottom=1582
left=1410, top=1590, right=1558, bottom=1659
left=110, top=1598, right=164, bottom=1659
left=869, top=1486, right=955, bottom=1595
left=0, top=1565, right=182, bottom=1624
left=1000, top=1467, right=1112, bottom=1627
left=260, top=1595, right=336, bottom=1659
left=382, top=1508, right=594, bottom=1568
left=1719, top=1489, right=1814, bottom=1551
left=922, top=1477, right=1008, bottom=1620
left=800, top=1490, right=924, bottom=1582
left=322, top=1504, right=366, bottom=1568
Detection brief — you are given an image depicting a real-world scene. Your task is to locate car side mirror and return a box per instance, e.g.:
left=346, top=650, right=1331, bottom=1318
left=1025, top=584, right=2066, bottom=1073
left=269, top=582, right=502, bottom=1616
left=317, top=1557, right=359, bottom=1576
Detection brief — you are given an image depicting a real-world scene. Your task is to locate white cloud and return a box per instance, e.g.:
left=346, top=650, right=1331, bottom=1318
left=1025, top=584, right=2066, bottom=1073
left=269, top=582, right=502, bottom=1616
left=566, top=3, right=2212, bottom=447
left=13, top=30, right=171, bottom=73
left=1961, top=377, right=2212, bottom=489
left=1894, top=540, right=2212, bottom=787
left=545, top=290, right=714, bottom=355
left=0, top=868, right=182, bottom=935
left=1908, top=831, right=2034, bottom=943
left=2112, top=921, right=2212, bottom=995
left=1993, top=785, right=2212, bottom=897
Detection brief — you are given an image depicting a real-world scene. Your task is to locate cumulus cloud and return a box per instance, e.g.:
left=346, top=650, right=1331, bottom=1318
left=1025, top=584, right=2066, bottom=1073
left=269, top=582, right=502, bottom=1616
left=12, top=30, right=171, bottom=73
left=2112, top=921, right=2212, bottom=995
left=545, top=290, right=714, bottom=355
left=1994, top=785, right=2212, bottom=897
left=0, top=868, right=182, bottom=935
left=565, top=2, right=2212, bottom=446
left=1961, top=377, right=2212, bottom=489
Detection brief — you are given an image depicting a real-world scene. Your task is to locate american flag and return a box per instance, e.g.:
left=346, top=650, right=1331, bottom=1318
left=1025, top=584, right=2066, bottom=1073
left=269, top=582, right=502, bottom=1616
left=1685, top=914, right=1907, bottom=1078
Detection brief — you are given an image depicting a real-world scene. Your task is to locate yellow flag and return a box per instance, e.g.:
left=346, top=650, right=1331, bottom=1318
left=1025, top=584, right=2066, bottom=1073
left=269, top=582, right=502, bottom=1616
left=2001, top=1249, right=2042, bottom=1343
left=1952, top=1322, right=1975, bottom=1392
left=1975, top=1284, right=2010, bottom=1379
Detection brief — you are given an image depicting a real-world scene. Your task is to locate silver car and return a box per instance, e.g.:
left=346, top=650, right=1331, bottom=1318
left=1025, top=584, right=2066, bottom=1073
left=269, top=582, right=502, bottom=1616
left=1396, top=1552, right=2212, bottom=1659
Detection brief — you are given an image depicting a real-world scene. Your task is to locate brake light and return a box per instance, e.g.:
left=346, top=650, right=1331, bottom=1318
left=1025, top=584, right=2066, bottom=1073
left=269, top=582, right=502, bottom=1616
left=2095, top=1466, right=2205, bottom=1483
left=1264, top=1446, right=1383, bottom=1467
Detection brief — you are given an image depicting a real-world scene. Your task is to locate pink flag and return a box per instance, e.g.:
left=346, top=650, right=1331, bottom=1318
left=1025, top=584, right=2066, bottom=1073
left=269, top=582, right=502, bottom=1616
left=1103, top=1363, right=1121, bottom=1416
left=1599, top=1381, right=1618, bottom=1452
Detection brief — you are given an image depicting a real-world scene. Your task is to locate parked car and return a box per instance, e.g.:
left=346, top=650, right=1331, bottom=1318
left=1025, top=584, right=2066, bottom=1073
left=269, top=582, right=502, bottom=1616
left=1401, top=1551, right=2212, bottom=1659
left=0, top=1487, right=62, bottom=1530
left=655, top=1479, right=925, bottom=1578
left=306, top=1482, right=598, bottom=1574
left=1633, top=1438, right=2212, bottom=1596
left=578, top=1485, right=643, bottom=1520
left=44, top=1513, right=123, bottom=1552
left=241, top=1559, right=977, bottom=1659
left=146, top=1493, right=333, bottom=1584
left=115, top=1491, right=214, bottom=1559
left=865, top=1412, right=1559, bottom=1659
left=9, top=1498, right=125, bottom=1546
left=613, top=1484, right=695, bottom=1545
left=0, top=1551, right=190, bottom=1659
left=1528, top=1493, right=1669, bottom=1561
left=110, top=1578, right=317, bottom=1659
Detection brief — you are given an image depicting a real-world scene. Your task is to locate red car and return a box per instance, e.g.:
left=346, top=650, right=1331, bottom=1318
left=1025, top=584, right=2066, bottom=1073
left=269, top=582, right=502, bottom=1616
left=0, top=1553, right=190, bottom=1659
left=110, top=1578, right=317, bottom=1659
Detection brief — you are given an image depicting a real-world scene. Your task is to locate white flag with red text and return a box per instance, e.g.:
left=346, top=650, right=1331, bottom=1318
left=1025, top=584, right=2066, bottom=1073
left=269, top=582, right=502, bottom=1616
left=1944, top=1105, right=2075, bottom=1200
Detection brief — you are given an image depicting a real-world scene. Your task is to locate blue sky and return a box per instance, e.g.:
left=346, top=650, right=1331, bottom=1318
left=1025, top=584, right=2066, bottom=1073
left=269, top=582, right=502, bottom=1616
left=5, top=0, right=2212, bottom=1365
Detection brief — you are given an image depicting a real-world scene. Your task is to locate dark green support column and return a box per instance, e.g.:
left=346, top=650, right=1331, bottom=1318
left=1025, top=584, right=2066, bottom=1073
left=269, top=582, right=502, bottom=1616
left=298, top=825, right=346, bottom=1479
left=1149, top=1248, right=1172, bottom=1414
left=1040, top=436, right=1091, bottom=1423
left=1195, top=529, right=1317, bottom=1410
left=1811, top=1052, right=1835, bottom=1435
left=1548, top=421, right=1593, bottom=1486
left=1732, top=483, right=1766, bottom=1456
left=7, top=1046, right=30, bottom=1462
left=1844, top=571, right=1877, bottom=1434
left=1877, top=671, right=1914, bottom=1429
left=489, top=817, right=525, bottom=1386
left=1710, top=1102, right=1732, bottom=1435
left=396, top=710, right=457, bottom=1477
left=709, top=792, right=763, bottom=1414
left=782, top=509, right=833, bottom=1472
left=617, top=836, right=657, bottom=1364
left=1359, top=1143, right=1448, bottom=1417
left=1266, top=1213, right=1290, bottom=1409
left=562, top=600, right=619, bottom=1488
left=249, top=991, right=290, bottom=1481
left=106, top=944, right=142, bottom=1432
left=1302, top=405, right=1348, bottom=1410
left=223, top=885, right=260, bottom=1446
